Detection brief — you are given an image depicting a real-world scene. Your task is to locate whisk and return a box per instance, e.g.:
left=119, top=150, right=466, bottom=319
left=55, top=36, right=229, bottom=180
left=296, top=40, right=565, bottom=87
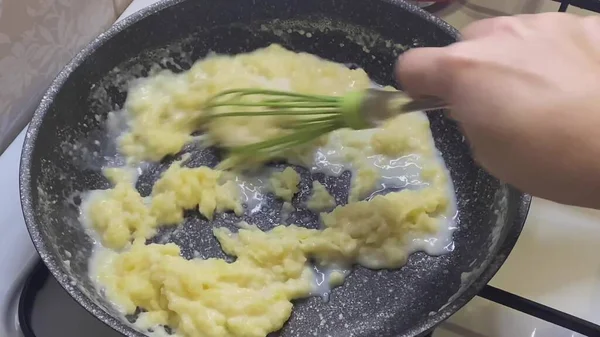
left=203, top=88, right=446, bottom=156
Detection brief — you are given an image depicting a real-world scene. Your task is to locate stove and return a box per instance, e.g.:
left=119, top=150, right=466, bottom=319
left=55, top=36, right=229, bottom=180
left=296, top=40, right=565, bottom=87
left=553, top=0, right=600, bottom=12
left=2, top=0, right=600, bottom=336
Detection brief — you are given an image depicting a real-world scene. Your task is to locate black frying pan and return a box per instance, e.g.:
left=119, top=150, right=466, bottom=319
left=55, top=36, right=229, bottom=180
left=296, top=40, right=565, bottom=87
left=19, top=0, right=530, bottom=336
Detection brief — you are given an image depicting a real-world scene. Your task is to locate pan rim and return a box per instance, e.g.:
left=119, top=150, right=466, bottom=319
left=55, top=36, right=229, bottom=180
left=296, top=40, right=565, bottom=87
left=18, top=0, right=532, bottom=336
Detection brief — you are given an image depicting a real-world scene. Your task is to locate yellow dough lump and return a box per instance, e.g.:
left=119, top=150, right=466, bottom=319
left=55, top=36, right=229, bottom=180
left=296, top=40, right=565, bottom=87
left=306, top=181, right=336, bottom=212
left=269, top=167, right=301, bottom=201
left=371, top=113, right=435, bottom=157
left=348, top=165, right=380, bottom=202
left=86, top=44, right=456, bottom=337
left=321, top=187, right=448, bottom=269
left=94, top=185, right=447, bottom=335
left=94, top=239, right=314, bottom=337
left=84, top=180, right=155, bottom=250
left=149, top=161, right=243, bottom=224
left=84, top=163, right=242, bottom=250
left=214, top=223, right=359, bottom=267
left=119, top=44, right=371, bottom=162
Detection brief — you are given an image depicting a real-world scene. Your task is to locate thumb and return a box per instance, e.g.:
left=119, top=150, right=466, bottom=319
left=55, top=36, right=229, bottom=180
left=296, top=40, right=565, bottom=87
left=395, top=47, right=453, bottom=100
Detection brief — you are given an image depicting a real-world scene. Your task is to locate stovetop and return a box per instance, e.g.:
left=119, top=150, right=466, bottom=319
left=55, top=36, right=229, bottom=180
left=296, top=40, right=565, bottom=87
left=554, top=0, right=600, bottom=12
left=16, top=260, right=600, bottom=337
left=3, top=0, right=600, bottom=337
left=19, top=263, right=117, bottom=337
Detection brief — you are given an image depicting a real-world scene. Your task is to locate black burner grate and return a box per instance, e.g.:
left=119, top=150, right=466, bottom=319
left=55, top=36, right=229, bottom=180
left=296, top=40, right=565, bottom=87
left=479, top=285, right=600, bottom=336
left=18, top=261, right=600, bottom=337
left=555, top=0, right=600, bottom=12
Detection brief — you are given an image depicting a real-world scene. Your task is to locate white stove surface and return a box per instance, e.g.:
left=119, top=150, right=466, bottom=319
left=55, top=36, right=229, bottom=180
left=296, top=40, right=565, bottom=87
left=0, top=130, right=37, bottom=337
left=1, top=1, right=599, bottom=336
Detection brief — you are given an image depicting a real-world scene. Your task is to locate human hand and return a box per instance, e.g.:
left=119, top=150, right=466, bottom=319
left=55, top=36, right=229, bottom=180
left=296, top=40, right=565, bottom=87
left=396, top=13, right=600, bottom=208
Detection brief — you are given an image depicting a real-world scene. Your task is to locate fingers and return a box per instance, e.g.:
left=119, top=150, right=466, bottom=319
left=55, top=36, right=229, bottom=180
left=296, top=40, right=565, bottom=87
left=396, top=16, right=520, bottom=99
left=395, top=47, right=452, bottom=99
left=396, top=15, right=535, bottom=102
left=461, top=13, right=581, bottom=42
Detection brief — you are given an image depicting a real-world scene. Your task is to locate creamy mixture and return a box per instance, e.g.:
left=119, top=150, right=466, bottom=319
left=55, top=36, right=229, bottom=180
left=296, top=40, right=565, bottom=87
left=82, top=44, right=457, bottom=337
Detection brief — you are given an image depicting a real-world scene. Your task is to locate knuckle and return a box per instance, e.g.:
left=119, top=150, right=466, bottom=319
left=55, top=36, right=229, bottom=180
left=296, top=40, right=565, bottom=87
left=441, top=45, right=473, bottom=69
left=489, top=16, right=525, bottom=36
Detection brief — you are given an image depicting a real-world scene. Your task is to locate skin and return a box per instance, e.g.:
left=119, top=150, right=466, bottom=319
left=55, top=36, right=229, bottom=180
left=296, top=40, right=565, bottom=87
left=395, top=13, right=600, bottom=209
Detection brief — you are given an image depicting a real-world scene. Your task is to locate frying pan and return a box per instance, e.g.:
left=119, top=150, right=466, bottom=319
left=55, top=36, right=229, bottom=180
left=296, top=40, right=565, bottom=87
left=19, top=0, right=531, bottom=336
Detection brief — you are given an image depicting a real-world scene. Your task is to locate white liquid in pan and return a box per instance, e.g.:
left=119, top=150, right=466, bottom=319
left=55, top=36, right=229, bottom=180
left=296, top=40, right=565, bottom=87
left=78, top=48, right=458, bottom=337
left=85, top=76, right=457, bottom=305
left=225, top=112, right=457, bottom=298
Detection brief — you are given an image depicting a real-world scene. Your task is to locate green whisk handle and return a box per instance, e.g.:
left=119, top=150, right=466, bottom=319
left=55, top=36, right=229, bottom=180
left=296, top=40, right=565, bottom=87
left=343, top=89, right=447, bottom=129
left=339, top=91, right=370, bottom=130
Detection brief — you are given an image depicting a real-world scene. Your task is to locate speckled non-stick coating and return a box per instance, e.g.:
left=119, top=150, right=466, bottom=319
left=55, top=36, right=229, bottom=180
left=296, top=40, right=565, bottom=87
left=19, top=0, right=531, bottom=336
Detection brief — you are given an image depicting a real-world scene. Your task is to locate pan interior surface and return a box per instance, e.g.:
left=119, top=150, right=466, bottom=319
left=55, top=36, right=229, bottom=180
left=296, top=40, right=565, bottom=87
left=20, top=0, right=529, bottom=337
